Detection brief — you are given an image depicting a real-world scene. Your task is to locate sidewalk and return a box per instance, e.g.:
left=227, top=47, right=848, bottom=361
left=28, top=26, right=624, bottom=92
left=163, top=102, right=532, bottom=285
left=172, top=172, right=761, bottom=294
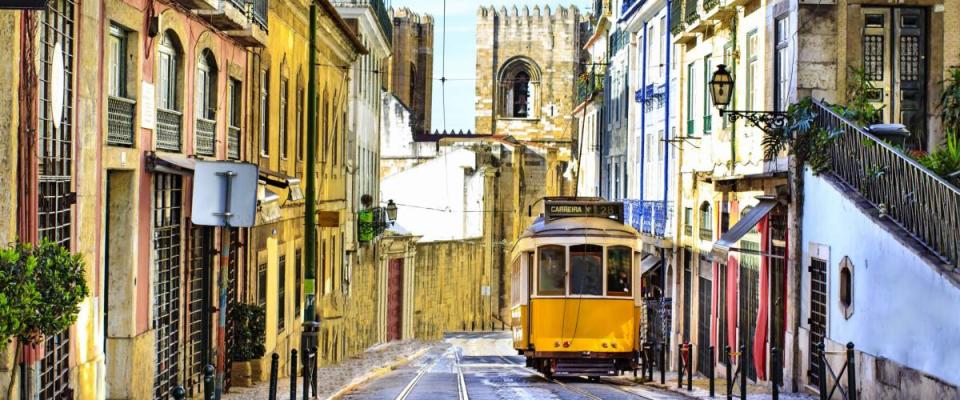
left=222, top=340, right=431, bottom=400
left=617, top=371, right=817, bottom=400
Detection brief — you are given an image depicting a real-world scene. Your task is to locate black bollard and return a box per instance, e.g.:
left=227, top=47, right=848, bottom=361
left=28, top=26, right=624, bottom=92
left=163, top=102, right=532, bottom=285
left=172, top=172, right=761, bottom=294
left=268, top=353, right=280, bottom=400
left=847, top=342, right=857, bottom=400
left=204, top=364, right=215, bottom=400
left=301, top=347, right=310, bottom=400
left=311, top=346, right=319, bottom=397
left=291, top=349, right=298, bottom=400
left=173, top=385, right=186, bottom=400
left=772, top=347, right=779, bottom=400
left=678, top=343, right=684, bottom=388
left=687, top=344, right=693, bottom=391
left=659, top=343, right=665, bottom=384
left=725, top=345, right=732, bottom=400
left=818, top=342, right=827, bottom=400
left=709, top=345, right=715, bottom=398
left=739, top=344, right=747, bottom=400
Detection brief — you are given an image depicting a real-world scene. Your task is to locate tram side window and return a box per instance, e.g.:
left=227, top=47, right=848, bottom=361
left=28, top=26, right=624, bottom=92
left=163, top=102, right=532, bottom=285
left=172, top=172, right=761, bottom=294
left=607, top=246, right=632, bottom=296
left=570, top=245, right=603, bottom=296
left=538, top=246, right=566, bottom=295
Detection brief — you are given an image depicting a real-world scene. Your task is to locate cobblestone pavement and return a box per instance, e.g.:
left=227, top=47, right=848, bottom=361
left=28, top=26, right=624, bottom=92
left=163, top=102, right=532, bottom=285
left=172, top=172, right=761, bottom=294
left=222, top=340, right=430, bottom=400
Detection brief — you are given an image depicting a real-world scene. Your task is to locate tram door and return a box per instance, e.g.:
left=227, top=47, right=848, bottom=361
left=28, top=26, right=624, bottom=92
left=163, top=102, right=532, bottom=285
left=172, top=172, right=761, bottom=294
left=526, top=252, right=534, bottom=347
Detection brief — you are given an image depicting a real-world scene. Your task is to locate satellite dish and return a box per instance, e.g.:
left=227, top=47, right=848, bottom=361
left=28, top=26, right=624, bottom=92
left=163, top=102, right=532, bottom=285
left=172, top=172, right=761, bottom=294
left=51, top=39, right=65, bottom=130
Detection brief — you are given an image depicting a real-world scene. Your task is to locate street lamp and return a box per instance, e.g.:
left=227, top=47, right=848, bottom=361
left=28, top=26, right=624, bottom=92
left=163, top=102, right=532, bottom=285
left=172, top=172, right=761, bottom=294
left=709, top=64, right=788, bottom=134
left=385, top=199, right=398, bottom=224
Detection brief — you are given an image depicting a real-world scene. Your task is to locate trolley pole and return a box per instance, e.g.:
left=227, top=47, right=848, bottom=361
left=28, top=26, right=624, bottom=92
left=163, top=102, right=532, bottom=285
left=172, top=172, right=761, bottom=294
left=304, top=2, right=318, bottom=330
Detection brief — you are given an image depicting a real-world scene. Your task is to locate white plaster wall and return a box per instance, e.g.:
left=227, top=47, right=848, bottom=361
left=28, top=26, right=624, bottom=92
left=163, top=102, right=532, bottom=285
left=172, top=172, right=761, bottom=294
left=381, top=147, right=482, bottom=242
left=802, top=169, right=960, bottom=386
left=381, top=93, right=416, bottom=159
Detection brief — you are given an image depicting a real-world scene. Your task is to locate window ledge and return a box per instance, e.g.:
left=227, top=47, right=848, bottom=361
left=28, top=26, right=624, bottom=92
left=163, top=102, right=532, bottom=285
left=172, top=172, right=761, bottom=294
left=499, top=116, right=540, bottom=122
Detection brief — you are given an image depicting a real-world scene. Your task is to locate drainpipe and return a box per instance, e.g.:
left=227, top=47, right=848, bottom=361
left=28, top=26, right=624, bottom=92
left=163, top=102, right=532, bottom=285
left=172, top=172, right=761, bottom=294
left=729, top=15, right=738, bottom=169
left=663, top=1, right=672, bottom=298
left=639, top=20, right=648, bottom=202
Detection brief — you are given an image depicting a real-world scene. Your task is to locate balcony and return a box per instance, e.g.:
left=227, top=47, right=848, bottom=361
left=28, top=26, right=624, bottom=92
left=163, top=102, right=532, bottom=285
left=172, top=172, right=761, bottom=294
left=576, top=70, right=604, bottom=106
left=194, top=0, right=247, bottom=31
left=173, top=0, right=217, bottom=11
left=228, top=125, right=240, bottom=160
left=812, top=100, right=960, bottom=270
left=107, top=96, right=136, bottom=147
left=624, top=200, right=676, bottom=239
left=620, top=0, right=646, bottom=19
left=334, top=0, right=393, bottom=41
left=195, top=117, right=216, bottom=157
left=156, top=108, right=182, bottom=152
left=699, top=227, right=713, bottom=241
left=225, top=0, right=268, bottom=47
left=636, top=83, right=666, bottom=111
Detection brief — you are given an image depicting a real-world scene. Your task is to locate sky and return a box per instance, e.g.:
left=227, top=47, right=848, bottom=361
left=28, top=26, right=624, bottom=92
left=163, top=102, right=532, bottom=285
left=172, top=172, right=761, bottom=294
left=388, top=0, right=592, bottom=132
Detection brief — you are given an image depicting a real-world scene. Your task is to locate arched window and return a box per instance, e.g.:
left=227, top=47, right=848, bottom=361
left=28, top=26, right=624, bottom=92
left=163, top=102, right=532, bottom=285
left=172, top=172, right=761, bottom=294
left=498, top=58, right=541, bottom=119
left=157, top=31, right=183, bottom=152
left=699, top=201, right=713, bottom=240
left=195, top=49, right=218, bottom=156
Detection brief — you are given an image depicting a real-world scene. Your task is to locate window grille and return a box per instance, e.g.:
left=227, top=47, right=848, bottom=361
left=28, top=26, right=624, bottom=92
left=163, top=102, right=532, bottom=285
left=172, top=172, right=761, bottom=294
left=186, top=226, right=213, bottom=394
left=153, top=173, right=183, bottom=399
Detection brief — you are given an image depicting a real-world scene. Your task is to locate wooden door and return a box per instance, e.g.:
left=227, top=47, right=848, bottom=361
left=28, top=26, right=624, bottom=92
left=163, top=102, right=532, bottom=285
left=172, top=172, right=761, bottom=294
left=387, top=259, right=404, bottom=341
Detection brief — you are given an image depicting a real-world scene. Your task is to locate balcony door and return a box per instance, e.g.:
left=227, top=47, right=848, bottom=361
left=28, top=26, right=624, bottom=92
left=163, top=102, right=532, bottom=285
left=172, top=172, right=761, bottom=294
left=861, top=7, right=927, bottom=148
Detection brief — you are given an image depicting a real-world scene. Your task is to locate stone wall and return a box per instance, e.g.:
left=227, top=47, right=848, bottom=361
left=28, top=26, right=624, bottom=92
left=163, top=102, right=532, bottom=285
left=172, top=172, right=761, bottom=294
left=414, top=239, right=499, bottom=339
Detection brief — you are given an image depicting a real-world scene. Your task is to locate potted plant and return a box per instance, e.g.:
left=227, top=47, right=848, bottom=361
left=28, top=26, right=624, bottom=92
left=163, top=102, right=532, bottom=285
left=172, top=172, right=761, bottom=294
left=229, top=303, right=266, bottom=387
left=0, top=240, right=89, bottom=399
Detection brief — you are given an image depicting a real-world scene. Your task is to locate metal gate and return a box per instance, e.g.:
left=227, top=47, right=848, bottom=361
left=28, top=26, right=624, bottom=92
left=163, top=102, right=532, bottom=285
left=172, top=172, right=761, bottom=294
left=37, top=0, right=77, bottom=397
left=153, top=173, right=183, bottom=399
left=717, top=263, right=728, bottom=365
left=862, top=7, right=927, bottom=148
left=224, top=228, right=241, bottom=391
left=769, top=208, right=788, bottom=366
left=682, top=249, right=692, bottom=343
left=696, top=258, right=712, bottom=375
left=186, top=226, right=213, bottom=394
left=808, top=258, right=828, bottom=384
left=387, top=259, right=403, bottom=341
left=739, top=240, right=760, bottom=381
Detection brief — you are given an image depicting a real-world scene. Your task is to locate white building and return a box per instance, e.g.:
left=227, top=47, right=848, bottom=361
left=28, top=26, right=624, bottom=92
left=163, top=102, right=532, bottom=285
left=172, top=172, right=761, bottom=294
left=380, top=92, right=438, bottom=179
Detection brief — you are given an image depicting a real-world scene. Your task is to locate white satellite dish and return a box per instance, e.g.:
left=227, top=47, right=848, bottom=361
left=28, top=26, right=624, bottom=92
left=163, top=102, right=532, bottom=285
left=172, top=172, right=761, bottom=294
left=191, top=161, right=259, bottom=227
left=51, top=39, right=65, bottom=130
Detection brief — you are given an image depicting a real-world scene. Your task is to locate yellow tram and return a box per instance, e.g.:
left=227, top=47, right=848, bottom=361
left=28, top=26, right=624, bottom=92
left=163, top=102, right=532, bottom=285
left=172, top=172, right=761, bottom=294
left=510, top=198, right=643, bottom=378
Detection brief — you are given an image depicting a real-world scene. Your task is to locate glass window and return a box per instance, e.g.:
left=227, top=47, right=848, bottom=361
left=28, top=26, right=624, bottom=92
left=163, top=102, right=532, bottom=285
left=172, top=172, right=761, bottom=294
left=158, top=33, right=178, bottom=111
left=538, top=245, right=566, bottom=295
left=687, top=62, right=696, bottom=136
left=280, top=78, right=289, bottom=159
left=570, top=244, right=603, bottom=296
left=775, top=16, right=790, bottom=111
left=746, top=30, right=759, bottom=110
left=108, top=25, right=125, bottom=98
left=260, top=69, right=270, bottom=157
left=703, top=55, right=712, bottom=134
left=607, top=246, right=632, bottom=296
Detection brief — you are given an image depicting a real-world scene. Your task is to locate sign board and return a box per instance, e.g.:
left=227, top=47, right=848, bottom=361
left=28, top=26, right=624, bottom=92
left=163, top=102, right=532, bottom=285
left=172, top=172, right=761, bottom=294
left=191, top=161, right=259, bottom=227
left=545, top=200, right=624, bottom=223
left=140, top=82, right=156, bottom=130
left=317, top=211, right=339, bottom=228
left=0, top=0, right=50, bottom=9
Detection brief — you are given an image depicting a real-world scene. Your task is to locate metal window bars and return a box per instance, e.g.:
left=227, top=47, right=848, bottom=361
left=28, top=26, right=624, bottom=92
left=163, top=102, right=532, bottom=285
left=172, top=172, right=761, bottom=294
left=195, top=117, right=216, bottom=157
left=812, top=100, right=960, bottom=270
left=107, top=95, right=136, bottom=147
left=153, top=173, right=183, bottom=399
left=228, top=125, right=241, bottom=160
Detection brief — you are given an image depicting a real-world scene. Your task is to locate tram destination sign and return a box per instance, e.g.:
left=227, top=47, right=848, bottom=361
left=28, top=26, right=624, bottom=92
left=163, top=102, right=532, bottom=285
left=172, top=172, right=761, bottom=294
left=545, top=201, right=624, bottom=223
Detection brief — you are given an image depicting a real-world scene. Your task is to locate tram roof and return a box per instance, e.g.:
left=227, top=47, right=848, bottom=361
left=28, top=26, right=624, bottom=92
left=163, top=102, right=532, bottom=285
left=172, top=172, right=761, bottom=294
left=519, top=216, right=641, bottom=239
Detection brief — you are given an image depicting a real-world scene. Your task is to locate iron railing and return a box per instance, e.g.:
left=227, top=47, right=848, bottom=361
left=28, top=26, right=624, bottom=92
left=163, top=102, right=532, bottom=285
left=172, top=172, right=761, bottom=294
left=251, top=0, right=268, bottom=30
left=226, top=0, right=244, bottom=12
left=332, top=0, right=392, bottom=39
left=813, top=100, right=960, bottom=269
left=157, top=108, right=183, bottom=152
left=576, top=70, right=604, bottom=105
left=621, top=0, right=644, bottom=15
left=670, top=0, right=684, bottom=34
left=107, top=95, right=136, bottom=147
left=228, top=125, right=240, bottom=160
left=625, top=200, right=675, bottom=238
left=195, top=117, right=216, bottom=157
left=684, top=0, right=699, bottom=25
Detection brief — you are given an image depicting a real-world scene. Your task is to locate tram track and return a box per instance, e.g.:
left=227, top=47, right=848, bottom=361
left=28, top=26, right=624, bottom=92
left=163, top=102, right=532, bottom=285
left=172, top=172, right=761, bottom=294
left=528, top=368, right=652, bottom=400
left=393, top=347, right=469, bottom=400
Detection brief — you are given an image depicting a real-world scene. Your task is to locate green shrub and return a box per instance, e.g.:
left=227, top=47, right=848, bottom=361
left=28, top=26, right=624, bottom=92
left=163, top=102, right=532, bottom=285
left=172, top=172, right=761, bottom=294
left=919, top=133, right=960, bottom=179
left=230, top=303, right=266, bottom=361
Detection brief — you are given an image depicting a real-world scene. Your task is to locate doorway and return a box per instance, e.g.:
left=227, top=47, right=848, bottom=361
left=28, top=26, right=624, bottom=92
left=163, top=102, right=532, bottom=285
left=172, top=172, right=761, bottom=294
left=387, top=259, right=404, bottom=341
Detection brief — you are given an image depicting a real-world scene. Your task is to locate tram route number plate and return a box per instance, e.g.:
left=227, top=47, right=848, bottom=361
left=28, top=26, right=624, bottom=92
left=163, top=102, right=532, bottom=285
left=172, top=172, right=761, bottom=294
left=545, top=201, right=624, bottom=223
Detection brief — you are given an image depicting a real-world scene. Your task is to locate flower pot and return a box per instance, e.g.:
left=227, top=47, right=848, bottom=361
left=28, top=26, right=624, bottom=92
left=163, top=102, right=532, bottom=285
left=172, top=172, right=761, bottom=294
left=230, top=360, right=256, bottom=387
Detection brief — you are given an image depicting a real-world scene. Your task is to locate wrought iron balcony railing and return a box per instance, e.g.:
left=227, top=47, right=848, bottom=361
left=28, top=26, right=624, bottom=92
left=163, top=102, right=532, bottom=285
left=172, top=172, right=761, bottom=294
left=684, top=0, right=700, bottom=25
left=670, top=0, right=684, bottom=34
left=699, top=227, right=713, bottom=241
left=621, top=0, right=645, bottom=15
left=251, top=0, right=268, bottom=30
left=157, top=108, right=183, bottom=152
left=334, top=0, right=391, bottom=39
left=576, top=70, right=604, bottom=105
left=625, top=200, right=675, bottom=239
left=812, top=100, right=960, bottom=269
left=228, top=125, right=240, bottom=160
left=195, top=117, right=217, bottom=157
left=107, top=96, right=136, bottom=147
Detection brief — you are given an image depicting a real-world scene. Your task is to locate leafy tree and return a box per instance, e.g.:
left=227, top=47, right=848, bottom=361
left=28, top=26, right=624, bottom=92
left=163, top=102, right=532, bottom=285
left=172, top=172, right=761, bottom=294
left=230, top=303, right=266, bottom=362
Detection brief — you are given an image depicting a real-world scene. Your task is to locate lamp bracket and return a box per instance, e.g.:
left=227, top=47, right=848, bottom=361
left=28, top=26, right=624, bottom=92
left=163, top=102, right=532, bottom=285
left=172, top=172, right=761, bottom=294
left=720, top=109, right=788, bottom=134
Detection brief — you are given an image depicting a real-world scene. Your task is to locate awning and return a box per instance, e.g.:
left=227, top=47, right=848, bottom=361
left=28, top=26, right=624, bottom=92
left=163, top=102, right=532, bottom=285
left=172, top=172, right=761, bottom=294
left=640, top=254, right=662, bottom=275
left=146, top=152, right=196, bottom=175
left=259, top=168, right=296, bottom=189
left=712, top=196, right=778, bottom=260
